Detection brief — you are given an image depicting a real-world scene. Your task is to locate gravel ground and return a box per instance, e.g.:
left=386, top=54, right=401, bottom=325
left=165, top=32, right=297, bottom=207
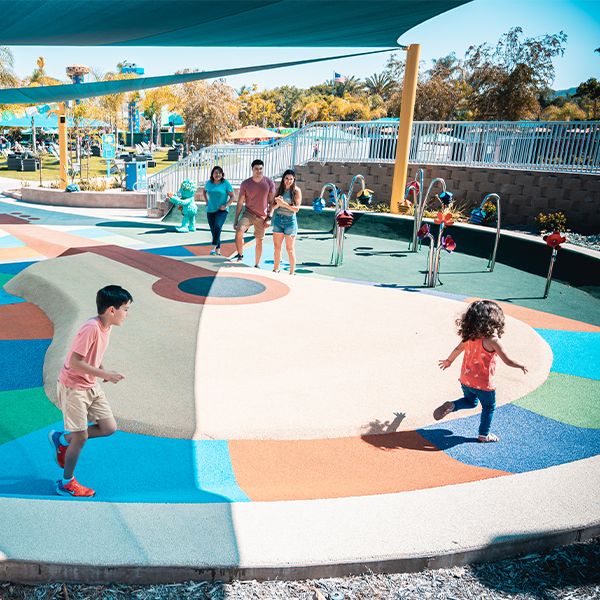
left=500, top=226, right=600, bottom=253
left=1, top=538, right=599, bottom=600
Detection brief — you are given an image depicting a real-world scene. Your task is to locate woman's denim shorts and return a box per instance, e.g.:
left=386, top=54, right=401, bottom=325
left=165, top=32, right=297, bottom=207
left=272, top=212, right=298, bottom=236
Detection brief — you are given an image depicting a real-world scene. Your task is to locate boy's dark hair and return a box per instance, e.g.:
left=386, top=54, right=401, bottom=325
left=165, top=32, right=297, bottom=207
left=457, top=300, right=505, bottom=341
left=251, top=159, right=264, bottom=168
left=96, top=285, right=133, bottom=314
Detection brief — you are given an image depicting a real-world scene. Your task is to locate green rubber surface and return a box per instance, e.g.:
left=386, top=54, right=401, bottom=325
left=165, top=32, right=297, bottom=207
left=0, top=387, right=61, bottom=445
left=514, top=373, right=600, bottom=429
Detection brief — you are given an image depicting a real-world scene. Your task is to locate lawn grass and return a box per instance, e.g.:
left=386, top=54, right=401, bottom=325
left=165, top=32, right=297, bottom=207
left=0, top=151, right=172, bottom=183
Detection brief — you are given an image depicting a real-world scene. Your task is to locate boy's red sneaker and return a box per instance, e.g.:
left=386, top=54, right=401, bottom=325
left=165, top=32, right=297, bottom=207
left=55, top=478, right=95, bottom=497
left=48, top=430, right=68, bottom=468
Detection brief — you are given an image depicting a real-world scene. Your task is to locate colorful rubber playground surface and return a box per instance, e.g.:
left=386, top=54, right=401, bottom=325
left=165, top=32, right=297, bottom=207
left=0, top=194, right=599, bottom=581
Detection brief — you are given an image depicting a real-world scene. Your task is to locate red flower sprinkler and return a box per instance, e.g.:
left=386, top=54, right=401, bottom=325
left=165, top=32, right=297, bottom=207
left=543, top=231, right=567, bottom=298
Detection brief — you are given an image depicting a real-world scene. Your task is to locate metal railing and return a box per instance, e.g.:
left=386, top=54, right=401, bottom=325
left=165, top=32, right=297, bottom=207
left=147, top=120, right=600, bottom=209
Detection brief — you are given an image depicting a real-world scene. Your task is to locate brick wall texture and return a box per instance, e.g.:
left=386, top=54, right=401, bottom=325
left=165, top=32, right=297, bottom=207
left=293, top=162, right=600, bottom=233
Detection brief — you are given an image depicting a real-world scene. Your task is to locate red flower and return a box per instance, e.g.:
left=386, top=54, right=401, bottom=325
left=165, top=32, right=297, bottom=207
left=417, top=223, right=430, bottom=239
left=434, top=211, right=454, bottom=227
left=543, top=231, right=566, bottom=249
left=442, top=235, right=456, bottom=253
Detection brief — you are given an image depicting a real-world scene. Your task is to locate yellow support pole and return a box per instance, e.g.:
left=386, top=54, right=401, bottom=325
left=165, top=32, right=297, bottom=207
left=390, top=43, right=421, bottom=213
left=58, top=102, right=68, bottom=189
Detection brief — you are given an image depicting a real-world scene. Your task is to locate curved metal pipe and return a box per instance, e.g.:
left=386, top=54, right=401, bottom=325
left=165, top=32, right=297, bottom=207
left=479, top=193, right=501, bottom=271
left=412, top=175, right=446, bottom=252
left=422, top=232, right=436, bottom=286
left=346, top=173, right=366, bottom=206
left=408, top=168, right=424, bottom=252
left=319, top=183, right=345, bottom=266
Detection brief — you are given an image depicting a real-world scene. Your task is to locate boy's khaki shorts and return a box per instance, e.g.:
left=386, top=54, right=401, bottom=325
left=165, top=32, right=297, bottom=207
left=236, top=210, right=266, bottom=239
left=56, top=381, right=114, bottom=432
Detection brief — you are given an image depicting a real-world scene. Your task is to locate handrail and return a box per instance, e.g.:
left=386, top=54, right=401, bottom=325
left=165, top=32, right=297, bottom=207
left=147, top=120, right=600, bottom=209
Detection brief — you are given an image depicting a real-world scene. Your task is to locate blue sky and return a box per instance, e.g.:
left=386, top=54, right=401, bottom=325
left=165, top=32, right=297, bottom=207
left=5, top=0, right=600, bottom=92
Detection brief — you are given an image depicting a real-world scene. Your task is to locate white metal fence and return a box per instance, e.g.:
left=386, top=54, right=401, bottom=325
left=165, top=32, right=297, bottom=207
left=147, top=120, right=600, bottom=209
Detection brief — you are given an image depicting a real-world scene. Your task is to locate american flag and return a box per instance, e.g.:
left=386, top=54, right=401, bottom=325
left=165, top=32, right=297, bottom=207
left=334, top=72, right=347, bottom=84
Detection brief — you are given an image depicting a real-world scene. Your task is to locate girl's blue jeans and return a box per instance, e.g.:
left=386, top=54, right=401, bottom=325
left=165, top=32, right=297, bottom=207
left=207, top=210, right=228, bottom=247
left=453, top=384, right=497, bottom=437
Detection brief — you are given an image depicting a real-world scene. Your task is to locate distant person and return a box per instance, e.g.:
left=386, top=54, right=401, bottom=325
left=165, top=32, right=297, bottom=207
left=203, top=166, right=235, bottom=255
left=48, top=285, right=133, bottom=497
left=13, top=141, right=24, bottom=153
left=233, top=159, right=275, bottom=266
left=312, top=139, right=320, bottom=158
left=271, top=169, right=302, bottom=275
left=433, top=300, right=527, bottom=443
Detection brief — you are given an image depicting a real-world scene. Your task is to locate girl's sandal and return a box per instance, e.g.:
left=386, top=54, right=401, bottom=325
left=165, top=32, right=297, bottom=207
left=273, top=269, right=280, bottom=273
left=478, top=433, right=500, bottom=443
left=433, top=401, right=454, bottom=421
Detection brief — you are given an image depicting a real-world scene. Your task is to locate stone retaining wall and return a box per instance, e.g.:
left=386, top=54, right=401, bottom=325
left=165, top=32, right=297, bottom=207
left=294, top=162, right=600, bottom=233
left=20, top=187, right=147, bottom=209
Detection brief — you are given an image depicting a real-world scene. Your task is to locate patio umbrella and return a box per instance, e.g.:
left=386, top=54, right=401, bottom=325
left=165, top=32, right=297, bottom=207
left=229, top=125, right=282, bottom=140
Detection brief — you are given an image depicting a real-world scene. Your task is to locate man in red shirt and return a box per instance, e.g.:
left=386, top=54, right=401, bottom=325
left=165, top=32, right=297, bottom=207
left=233, top=159, right=275, bottom=267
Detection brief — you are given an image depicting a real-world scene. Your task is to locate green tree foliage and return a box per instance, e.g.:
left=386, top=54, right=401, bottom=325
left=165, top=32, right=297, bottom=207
left=464, top=27, right=567, bottom=120
left=575, top=78, right=600, bottom=119
left=414, top=54, right=471, bottom=120
left=364, top=72, right=397, bottom=101
left=543, top=101, right=586, bottom=121
left=0, top=46, right=18, bottom=88
left=177, top=79, right=239, bottom=146
left=238, top=84, right=282, bottom=127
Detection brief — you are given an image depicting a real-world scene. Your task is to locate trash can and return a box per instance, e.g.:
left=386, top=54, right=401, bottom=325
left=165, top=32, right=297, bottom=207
left=125, top=160, right=147, bottom=191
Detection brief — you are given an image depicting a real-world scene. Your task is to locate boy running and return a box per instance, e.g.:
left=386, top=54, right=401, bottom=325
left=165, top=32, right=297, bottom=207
left=48, top=285, right=132, bottom=497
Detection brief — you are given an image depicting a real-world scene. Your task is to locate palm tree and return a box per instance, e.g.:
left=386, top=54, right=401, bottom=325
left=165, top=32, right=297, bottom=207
left=27, top=57, right=62, bottom=86
left=364, top=73, right=397, bottom=100
left=0, top=46, right=18, bottom=88
left=325, top=75, right=364, bottom=97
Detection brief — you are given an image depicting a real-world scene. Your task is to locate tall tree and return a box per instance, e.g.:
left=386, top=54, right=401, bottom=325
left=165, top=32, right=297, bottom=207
left=575, top=78, right=600, bottom=119
left=464, top=27, right=567, bottom=120
left=0, top=46, right=18, bottom=88
left=364, top=72, right=397, bottom=101
left=177, top=79, right=239, bottom=146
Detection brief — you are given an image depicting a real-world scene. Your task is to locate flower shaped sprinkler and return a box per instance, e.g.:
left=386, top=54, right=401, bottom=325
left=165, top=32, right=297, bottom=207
left=543, top=231, right=567, bottom=298
left=332, top=198, right=354, bottom=266
left=411, top=174, right=447, bottom=253
left=428, top=209, right=456, bottom=286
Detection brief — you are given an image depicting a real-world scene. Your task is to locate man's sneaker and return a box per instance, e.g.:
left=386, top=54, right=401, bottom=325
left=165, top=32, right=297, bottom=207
left=48, top=429, right=67, bottom=468
left=56, top=478, right=95, bottom=497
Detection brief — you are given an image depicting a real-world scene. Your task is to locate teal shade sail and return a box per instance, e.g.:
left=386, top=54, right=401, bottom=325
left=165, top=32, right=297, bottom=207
left=0, top=49, right=394, bottom=104
left=0, top=0, right=470, bottom=47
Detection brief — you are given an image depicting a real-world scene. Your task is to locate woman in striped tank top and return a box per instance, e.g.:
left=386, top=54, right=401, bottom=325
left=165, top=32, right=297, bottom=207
left=433, top=300, right=528, bottom=443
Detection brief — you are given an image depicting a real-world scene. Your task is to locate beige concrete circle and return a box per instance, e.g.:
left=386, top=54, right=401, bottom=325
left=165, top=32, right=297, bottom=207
left=7, top=254, right=552, bottom=441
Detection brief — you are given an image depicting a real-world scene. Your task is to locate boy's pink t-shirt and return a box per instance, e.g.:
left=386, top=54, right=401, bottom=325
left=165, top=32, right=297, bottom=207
left=59, top=317, right=111, bottom=389
left=460, top=338, right=497, bottom=391
left=239, top=176, right=275, bottom=218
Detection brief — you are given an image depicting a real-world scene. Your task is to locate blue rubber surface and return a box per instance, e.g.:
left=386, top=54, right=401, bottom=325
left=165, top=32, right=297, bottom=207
left=0, top=288, right=25, bottom=305
left=418, top=403, right=600, bottom=473
left=143, top=245, right=196, bottom=257
left=0, top=423, right=250, bottom=503
left=0, top=339, right=51, bottom=391
left=0, top=260, right=39, bottom=275
left=535, top=329, right=600, bottom=380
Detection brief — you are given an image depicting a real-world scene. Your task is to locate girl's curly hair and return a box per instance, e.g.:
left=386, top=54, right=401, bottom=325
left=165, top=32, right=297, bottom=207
left=457, top=300, right=505, bottom=341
